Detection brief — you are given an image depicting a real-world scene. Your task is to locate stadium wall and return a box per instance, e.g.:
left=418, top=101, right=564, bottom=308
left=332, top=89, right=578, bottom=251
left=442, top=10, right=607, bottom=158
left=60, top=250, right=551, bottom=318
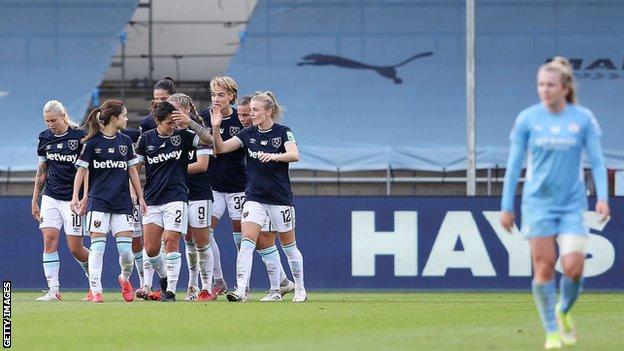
left=1, top=197, right=621, bottom=290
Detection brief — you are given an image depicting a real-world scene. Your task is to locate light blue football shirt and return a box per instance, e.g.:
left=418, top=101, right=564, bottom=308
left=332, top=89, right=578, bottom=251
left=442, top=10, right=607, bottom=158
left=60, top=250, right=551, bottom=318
left=501, top=103, right=607, bottom=213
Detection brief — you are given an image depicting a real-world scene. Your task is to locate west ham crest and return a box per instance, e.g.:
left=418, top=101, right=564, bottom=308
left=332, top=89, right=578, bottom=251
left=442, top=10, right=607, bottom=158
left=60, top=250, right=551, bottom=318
left=272, top=137, right=282, bottom=148
left=94, top=220, right=101, bottom=228
left=119, top=145, right=128, bottom=156
left=68, top=139, right=79, bottom=151
left=229, top=126, right=240, bottom=137
left=171, top=135, right=181, bottom=146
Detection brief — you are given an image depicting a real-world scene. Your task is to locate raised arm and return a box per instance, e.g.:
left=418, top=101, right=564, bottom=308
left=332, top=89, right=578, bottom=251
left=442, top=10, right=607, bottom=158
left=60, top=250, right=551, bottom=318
left=211, top=108, right=243, bottom=154
left=171, top=110, right=213, bottom=145
left=31, top=162, right=48, bottom=221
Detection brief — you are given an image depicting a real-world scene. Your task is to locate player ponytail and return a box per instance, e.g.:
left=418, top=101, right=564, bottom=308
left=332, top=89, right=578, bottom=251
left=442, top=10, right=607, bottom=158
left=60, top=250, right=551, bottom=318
left=167, top=93, right=204, bottom=126
left=154, top=76, right=177, bottom=95
left=251, top=91, right=285, bottom=122
left=540, top=56, right=577, bottom=104
left=82, top=100, right=125, bottom=142
left=43, top=100, right=79, bottom=129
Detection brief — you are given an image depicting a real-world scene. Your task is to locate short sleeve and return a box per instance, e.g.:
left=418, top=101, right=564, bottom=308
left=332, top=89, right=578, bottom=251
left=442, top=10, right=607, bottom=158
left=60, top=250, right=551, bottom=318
left=75, top=140, right=93, bottom=169
left=37, top=136, right=47, bottom=162
left=283, top=127, right=297, bottom=145
left=235, top=128, right=249, bottom=148
left=135, top=133, right=146, bottom=163
left=197, top=144, right=213, bottom=156
left=126, top=137, right=139, bottom=167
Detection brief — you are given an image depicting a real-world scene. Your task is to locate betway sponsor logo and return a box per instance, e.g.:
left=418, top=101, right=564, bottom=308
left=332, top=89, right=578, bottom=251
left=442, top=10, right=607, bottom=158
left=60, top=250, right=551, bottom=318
left=147, top=150, right=182, bottom=164
left=46, top=152, right=77, bottom=163
left=247, top=149, right=281, bottom=159
left=93, top=159, right=127, bottom=170
left=352, top=211, right=614, bottom=278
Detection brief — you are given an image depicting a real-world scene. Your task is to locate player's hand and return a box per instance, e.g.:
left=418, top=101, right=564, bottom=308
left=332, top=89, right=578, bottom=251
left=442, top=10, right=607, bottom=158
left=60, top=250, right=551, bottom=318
left=78, top=197, right=88, bottom=216
left=139, top=197, right=148, bottom=215
left=131, top=192, right=138, bottom=205
left=500, top=211, right=516, bottom=233
left=210, top=107, right=223, bottom=128
left=595, top=200, right=610, bottom=222
left=171, top=110, right=191, bottom=127
left=258, top=151, right=276, bottom=163
left=70, top=196, right=81, bottom=215
left=31, top=201, right=41, bottom=222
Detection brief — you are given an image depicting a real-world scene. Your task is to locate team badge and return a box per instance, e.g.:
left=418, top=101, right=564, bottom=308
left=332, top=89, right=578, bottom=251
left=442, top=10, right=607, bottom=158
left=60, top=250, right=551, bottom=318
left=68, top=139, right=79, bottom=151
left=243, top=211, right=249, bottom=218
left=229, top=126, right=240, bottom=137
left=119, top=145, right=128, bottom=156
left=94, top=220, right=101, bottom=228
left=171, top=135, right=181, bottom=146
left=272, top=137, right=282, bottom=148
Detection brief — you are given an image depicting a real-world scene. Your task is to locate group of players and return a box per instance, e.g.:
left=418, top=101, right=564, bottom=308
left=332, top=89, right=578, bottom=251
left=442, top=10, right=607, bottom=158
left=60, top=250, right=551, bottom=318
left=32, top=57, right=610, bottom=348
left=31, top=75, right=307, bottom=303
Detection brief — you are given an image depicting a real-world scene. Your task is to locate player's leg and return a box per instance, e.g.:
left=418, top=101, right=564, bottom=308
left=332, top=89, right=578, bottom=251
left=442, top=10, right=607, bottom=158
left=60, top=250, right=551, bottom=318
left=227, top=192, right=246, bottom=250
left=86, top=211, right=111, bottom=303
left=530, top=236, right=561, bottom=349
left=270, top=205, right=306, bottom=302
left=59, top=200, right=90, bottom=297
left=183, top=230, right=199, bottom=300
left=226, top=201, right=263, bottom=302
left=130, top=205, right=149, bottom=298
left=143, top=205, right=167, bottom=299
left=160, top=201, right=188, bottom=302
left=209, top=191, right=227, bottom=295
left=112, top=214, right=136, bottom=302
left=256, top=231, right=283, bottom=302
left=555, top=216, right=588, bottom=346
left=38, top=228, right=61, bottom=301
left=189, top=200, right=214, bottom=301
left=36, top=196, right=63, bottom=301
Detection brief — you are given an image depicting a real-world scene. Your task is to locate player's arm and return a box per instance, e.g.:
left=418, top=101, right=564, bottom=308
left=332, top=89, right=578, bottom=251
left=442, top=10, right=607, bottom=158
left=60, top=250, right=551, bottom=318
left=211, top=109, right=242, bottom=154
left=585, top=117, right=610, bottom=220
left=70, top=167, right=87, bottom=215
left=172, top=110, right=214, bottom=145
left=188, top=154, right=209, bottom=174
left=31, top=161, right=48, bottom=221
left=260, top=142, right=299, bottom=163
left=129, top=165, right=147, bottom=214
left=500, top=114, right=529, bottom=232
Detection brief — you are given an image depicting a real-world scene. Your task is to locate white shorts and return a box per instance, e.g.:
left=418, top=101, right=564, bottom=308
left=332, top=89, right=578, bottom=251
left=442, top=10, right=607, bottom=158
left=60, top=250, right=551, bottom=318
left=143, top=201, right=188, bottom=235
left=86, top=211, right=134, bottom=236
left=188, top=200, right=211, bottom=228
left=557, top=234, right=588, bottom=256
left=39, top=195, right=84, bottom=236
left=241, top=201, right=295, bottom=233
left=131, top=204, right=142, bottom=238
left=211, top=191, right=245, bottom=220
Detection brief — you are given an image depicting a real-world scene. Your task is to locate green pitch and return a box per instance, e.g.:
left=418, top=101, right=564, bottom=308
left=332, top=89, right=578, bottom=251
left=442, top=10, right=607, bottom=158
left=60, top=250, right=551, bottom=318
left=9, top=292, right=623, bottom=351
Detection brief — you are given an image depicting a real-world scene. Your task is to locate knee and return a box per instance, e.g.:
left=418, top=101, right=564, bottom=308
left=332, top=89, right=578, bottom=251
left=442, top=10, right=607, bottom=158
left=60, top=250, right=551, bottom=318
left=563, top=263, right=583, bottom=281
left=131, top=238, right=142, bottom=253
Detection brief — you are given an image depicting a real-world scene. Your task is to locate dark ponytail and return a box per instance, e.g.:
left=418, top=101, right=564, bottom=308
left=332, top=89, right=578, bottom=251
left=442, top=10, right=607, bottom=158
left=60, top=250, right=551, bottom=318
left=154, top=76, right=176, bottom=95
left=82, top=100, right=125, bottom=142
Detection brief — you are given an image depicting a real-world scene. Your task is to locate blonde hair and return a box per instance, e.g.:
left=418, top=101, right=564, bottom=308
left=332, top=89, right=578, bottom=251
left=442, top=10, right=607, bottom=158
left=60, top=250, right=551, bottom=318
left=539, top=56, right=576, bottom=104
left=209, top=75, right=238, bottom=105
left=167, top=93, right=203, bottom=125
left=43, top=100, right=78, bottom=128
left=251, top=91, right=285, bottom=121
